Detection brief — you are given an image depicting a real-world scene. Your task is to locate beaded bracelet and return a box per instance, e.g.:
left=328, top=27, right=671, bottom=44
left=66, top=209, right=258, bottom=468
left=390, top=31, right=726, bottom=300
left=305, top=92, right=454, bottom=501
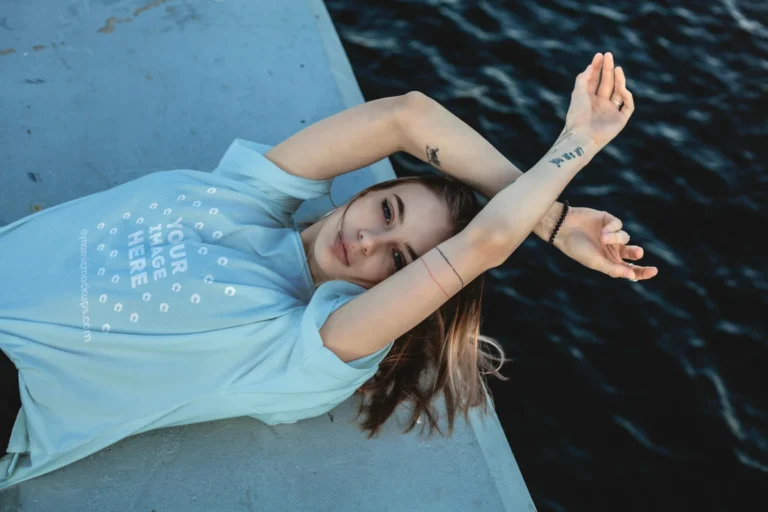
left=548, top=200, right=569, bottom=246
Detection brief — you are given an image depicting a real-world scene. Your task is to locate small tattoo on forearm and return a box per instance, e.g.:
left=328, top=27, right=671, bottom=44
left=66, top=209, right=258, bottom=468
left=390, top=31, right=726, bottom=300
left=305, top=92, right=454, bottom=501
left=549, top=146, right=584, bottom=168
left=553, top=129, right=573, bottom=148
left=426, top=145, right=441, bottom=167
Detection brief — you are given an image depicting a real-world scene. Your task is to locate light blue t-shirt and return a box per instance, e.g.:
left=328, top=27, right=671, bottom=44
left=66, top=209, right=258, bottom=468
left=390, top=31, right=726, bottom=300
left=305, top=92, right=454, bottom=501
left=0, top=138, right=394, bottom=489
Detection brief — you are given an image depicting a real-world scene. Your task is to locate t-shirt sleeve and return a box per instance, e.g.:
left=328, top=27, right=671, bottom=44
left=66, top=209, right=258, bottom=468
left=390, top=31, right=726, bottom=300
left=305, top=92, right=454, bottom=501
left=238, top=280, right=396, bottom=426
left=211, top=138, right=333, bottom=223
left=299, top=280, right=396, bottom=377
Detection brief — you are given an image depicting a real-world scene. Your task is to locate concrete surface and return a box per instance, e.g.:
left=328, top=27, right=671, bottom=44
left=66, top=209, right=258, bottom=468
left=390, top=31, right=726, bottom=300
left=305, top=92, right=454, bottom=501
left=0, top=0, right=536, bottom=510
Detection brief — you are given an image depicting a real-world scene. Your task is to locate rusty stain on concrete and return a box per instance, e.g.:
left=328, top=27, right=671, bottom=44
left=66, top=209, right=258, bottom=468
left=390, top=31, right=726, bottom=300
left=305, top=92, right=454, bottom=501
left=31, top=203, right=45, bottom=212
left=134, top=0, right=168, bottom=17
left=97, top=1, right=169, bottom=35
left=2, top=41, right=63, bottom=55
left=97, top=17, right=133, bottom=34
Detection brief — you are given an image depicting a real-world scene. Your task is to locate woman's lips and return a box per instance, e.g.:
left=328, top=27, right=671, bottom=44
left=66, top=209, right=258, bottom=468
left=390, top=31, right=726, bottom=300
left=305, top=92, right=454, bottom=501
left=342, top=234, right=349, bottom=266
left=335, top=231, right=350, bottom=266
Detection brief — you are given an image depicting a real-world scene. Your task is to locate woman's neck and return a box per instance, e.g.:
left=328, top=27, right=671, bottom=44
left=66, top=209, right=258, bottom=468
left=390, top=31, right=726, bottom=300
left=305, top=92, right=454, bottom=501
left=299, top=215, right=326, bottom=288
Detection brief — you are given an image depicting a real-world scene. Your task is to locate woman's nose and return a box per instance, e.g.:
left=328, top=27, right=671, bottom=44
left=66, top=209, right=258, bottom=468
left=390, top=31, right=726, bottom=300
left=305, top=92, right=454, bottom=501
left=358, top=229, right=388, bottom=256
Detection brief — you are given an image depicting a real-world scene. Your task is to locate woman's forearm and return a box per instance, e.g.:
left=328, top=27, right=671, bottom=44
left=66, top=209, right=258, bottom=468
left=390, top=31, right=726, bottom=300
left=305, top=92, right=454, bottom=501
left=397, top=91, right=565, bottom=241
left=468, top=130, right=599, bottom=264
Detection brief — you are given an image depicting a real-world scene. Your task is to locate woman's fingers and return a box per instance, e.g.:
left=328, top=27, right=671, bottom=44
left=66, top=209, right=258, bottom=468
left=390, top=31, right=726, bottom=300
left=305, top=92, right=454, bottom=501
left=602, top=259, right=658, bottom=281
left=614, top=65, right=627, bottom=94
left=602, top=230, right=630, bottom=245
left=603, top=260, right=638, bottom=280
left=623, top=262, right=659, bottom=281
left=574, top=61, right=594, bottom=90
left=601, top=213, right=623, bottom=234
left=597, top=52, right=616, bottom=98
left=614, top=66, right=635, bottom=117
left=619, top=245, right=644, bottom=260
left=587, top=53, right=603, bottom=94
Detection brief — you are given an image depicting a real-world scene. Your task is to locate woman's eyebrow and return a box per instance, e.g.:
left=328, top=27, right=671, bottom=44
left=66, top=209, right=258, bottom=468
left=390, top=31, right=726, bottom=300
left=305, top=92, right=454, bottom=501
left=394, top=193, right=419, bottom=262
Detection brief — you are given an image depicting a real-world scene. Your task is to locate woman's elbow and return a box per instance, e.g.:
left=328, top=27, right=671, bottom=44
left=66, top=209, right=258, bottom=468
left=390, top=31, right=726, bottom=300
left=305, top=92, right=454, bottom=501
left=464, top=225, right=514, bottom=269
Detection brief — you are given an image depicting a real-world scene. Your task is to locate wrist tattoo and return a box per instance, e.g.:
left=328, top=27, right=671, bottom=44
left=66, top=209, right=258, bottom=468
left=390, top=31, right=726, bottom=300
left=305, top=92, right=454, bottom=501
left=426, top=145, right=441, bottom=167
left=549, top=146, right=585, bottom=168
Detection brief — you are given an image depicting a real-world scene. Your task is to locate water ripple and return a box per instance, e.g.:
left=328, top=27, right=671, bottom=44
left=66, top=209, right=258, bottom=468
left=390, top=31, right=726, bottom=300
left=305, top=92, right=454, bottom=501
left=722, top=0, right=768, bottom=39
left=734, top=449, right=768, bottom=472
left=613, top=415, right=673, bottom=456
left=705, top=368, right=747, bottom=441
left=585, top=5, right=628, bottom=23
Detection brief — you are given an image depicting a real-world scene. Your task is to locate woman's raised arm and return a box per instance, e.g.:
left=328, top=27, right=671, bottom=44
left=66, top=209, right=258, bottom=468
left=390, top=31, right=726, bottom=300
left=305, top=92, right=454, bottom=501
left=321, top=59, right=636, bottom=362
left=265, top=90, right=562, bottom=242
left=321, top=128, right=598, bottom=362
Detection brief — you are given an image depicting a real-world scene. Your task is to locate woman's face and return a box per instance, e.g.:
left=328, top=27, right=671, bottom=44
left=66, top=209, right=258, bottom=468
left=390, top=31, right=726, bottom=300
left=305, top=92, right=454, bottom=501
left=301, top=182, right=454, bottom=289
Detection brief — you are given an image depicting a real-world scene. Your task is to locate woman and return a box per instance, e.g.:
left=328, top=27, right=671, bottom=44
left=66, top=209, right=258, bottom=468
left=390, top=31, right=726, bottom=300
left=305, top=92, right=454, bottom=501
left=0, top=52, right=656, bottom=488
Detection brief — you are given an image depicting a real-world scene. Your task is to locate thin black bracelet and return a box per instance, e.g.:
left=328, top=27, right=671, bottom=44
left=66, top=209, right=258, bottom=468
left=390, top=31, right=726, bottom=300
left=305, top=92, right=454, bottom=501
left=548, top=200, right=569, bottom=246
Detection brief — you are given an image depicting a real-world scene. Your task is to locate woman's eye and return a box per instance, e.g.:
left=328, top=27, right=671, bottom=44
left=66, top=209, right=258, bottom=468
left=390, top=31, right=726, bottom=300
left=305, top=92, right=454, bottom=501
left=382, top=199, right=403, bottom=270
left=393, top=251, right=404, bottom=271
left=382, top=198, right=392, bottom=224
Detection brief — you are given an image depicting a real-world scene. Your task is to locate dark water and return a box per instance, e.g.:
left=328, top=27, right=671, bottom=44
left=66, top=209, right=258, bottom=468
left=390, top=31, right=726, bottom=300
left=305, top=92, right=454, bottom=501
left=326, top=1, right=767, bottom=510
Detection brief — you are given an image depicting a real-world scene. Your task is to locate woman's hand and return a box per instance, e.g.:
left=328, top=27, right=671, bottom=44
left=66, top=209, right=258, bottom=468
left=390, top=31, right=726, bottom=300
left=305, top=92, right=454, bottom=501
left=552, top=206, right=658, bottom=281
left=565, top=52, right=635, bottom=149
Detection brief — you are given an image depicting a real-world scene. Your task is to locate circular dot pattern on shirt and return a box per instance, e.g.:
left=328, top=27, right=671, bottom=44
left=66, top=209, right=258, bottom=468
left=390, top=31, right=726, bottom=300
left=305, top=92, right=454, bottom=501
left=87, top=184, right=242, bottom=337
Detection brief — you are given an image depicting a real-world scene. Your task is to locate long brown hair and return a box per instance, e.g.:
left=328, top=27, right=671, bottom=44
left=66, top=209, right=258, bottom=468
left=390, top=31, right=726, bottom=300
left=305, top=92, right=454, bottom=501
left=317, top=174, right=511, bottom=439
